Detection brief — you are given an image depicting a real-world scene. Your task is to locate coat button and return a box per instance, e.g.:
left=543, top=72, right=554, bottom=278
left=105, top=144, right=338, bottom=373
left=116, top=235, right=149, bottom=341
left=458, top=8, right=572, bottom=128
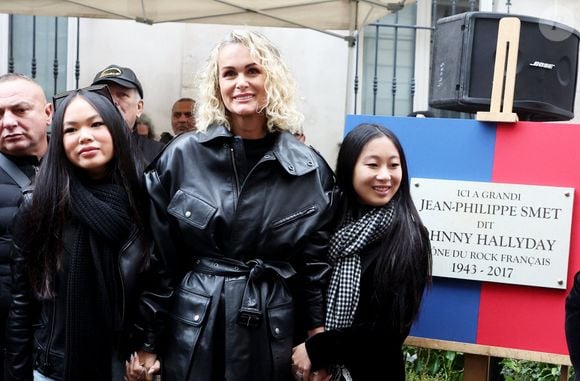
left=307, top=160, right=313, bottom=166
left=193, top=314, right=200, bottom=322
left=264, top=154, right=271, bottom=159
left=287, top=165, right=294, bottom=172
left=185, top=211, right=192, bottom=218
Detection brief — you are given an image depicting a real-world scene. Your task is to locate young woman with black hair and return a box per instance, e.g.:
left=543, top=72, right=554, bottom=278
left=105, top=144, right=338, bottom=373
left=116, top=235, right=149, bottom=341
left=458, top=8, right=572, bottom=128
left=5, top=86, right=160, bottom=381
left=292, top=123, right=432, bottom=381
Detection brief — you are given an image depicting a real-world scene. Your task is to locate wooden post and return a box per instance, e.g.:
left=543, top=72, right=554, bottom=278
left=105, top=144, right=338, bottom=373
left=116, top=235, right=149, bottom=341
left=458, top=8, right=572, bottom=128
left=476, top=17, right=520, bottom=123
left=464, top=354, right=490, bottom=381
left=560, top=365, right=569, bottom=381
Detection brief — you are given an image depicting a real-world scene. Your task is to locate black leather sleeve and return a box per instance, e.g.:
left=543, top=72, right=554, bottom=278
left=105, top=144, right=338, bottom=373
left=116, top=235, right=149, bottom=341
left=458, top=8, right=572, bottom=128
left=5, top=232, right=37, bottom=381
left=293, top=153, right=339, bottom=331
left=304, top=318, right=402, bottom=372
left=566, top=271, right=580, bottom=370
left=131, top=236, right=174, bottom=353
left=136, top=168, right=177, bottom=353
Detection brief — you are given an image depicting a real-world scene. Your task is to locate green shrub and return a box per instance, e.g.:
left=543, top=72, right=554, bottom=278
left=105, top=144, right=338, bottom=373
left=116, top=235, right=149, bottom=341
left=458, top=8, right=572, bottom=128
left=500, top=358, right=573, bottom=381
left=404, top=346, right=463, bottom=381
left=404, top=347, right=574, bottom=381
left=406, top=372, right=448, bottom=381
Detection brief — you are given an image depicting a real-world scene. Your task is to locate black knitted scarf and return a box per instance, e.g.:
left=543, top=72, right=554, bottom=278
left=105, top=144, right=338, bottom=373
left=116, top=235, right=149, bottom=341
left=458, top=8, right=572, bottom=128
left=63, top=176, right=131, bottom=381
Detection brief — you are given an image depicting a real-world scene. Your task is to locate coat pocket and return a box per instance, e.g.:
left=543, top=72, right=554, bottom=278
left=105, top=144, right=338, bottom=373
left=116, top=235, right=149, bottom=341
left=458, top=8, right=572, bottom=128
left=167, top=189, right=216, bottom=229
left=163, top=286, right=211, bottom=380
left=271, top=205, right=319, bottom=230
left=267, top=302, right=294, bottom=381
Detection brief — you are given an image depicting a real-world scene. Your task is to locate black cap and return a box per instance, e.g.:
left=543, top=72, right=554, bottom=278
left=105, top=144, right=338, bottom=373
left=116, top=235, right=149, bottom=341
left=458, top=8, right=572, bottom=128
left=92, top=64, right=144, bottom=98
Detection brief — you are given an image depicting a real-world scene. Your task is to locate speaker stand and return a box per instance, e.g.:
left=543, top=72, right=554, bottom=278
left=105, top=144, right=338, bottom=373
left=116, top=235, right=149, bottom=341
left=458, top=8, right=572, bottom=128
left=477, top=17, right=520, bottom=123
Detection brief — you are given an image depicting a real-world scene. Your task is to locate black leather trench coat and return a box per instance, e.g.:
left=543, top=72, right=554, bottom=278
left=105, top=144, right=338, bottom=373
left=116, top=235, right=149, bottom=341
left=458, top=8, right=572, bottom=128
left=144, top=126, right=337, bottom=381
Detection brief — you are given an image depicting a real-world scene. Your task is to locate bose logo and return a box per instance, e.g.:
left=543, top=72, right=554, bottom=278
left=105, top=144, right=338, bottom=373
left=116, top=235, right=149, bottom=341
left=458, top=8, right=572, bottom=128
left=529, top=61, right=556, bottom=69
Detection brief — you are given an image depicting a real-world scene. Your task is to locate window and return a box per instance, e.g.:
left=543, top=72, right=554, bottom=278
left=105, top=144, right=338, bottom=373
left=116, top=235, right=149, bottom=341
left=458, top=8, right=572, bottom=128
left=359, top=0, right=480, bottom=117
left=9, top=15, right=68, bottom=98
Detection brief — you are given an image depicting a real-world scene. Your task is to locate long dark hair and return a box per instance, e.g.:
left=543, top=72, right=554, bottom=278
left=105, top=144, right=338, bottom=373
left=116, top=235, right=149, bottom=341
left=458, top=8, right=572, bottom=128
left=19, top=89, right=145, bottom=298
left=336, top=123, right=432, bottom=331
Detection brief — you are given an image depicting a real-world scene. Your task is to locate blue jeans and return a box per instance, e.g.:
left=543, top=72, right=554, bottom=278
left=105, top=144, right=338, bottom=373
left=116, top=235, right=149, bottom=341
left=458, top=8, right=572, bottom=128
left=33, top=351, right=124, bottom=381
left=33, top=370, right=55, bottom=381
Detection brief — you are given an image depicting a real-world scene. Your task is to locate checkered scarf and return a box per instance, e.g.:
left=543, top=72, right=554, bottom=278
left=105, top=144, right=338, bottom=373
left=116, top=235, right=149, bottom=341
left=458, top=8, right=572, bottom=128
left=325, top=203, right=395, bottom=330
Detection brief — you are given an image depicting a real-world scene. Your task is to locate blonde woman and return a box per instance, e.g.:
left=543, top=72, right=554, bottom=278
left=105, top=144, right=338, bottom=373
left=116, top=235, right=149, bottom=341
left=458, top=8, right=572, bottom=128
left=143, top=30, right=338, bottom=381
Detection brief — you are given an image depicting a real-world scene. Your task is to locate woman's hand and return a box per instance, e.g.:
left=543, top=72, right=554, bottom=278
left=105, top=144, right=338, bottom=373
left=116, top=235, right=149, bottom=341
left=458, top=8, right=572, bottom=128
left=299, top=326, right=330, bottom=380
left=292, top=343, right=311, bottom=380
left=310, top=368, right=331, bottom=381
left=292, top=341, right=331, bottom=381
left=293, top=342, right=331, bottom=381
left=124, top=351, right=160, bottom=381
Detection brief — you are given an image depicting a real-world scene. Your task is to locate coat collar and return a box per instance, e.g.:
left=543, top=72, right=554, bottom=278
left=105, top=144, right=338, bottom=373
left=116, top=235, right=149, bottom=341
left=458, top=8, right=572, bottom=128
left=198, top=124, right=319, bottom=176
left=0, top=152, right=41, bottom=166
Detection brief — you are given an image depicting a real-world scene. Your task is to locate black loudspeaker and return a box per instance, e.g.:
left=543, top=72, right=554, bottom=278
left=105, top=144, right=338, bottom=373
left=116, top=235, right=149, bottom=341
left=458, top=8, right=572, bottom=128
left=429, top=12, right=580, bottom=121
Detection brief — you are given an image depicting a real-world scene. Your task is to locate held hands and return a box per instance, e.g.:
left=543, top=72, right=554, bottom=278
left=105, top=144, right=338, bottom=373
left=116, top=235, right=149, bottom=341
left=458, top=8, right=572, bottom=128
left=311, top=368, right=331, bottom=381
left=124, top=351, right=160, bottom=381
left=291, top=343, right=331, bottom=381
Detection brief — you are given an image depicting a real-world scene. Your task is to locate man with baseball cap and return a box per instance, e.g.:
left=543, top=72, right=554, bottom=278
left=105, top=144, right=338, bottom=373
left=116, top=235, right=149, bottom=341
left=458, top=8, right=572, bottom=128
left=92, top=64, right=162, bottom=164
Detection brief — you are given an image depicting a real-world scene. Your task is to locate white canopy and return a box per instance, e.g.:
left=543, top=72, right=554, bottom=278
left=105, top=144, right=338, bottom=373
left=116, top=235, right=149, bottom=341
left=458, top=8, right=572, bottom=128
left=0, top=0, right=407, bottom=41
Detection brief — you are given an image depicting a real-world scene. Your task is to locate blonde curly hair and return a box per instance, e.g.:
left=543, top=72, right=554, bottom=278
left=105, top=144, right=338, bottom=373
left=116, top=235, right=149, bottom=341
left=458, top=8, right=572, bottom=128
left=196, top=30, right=304, bottom=134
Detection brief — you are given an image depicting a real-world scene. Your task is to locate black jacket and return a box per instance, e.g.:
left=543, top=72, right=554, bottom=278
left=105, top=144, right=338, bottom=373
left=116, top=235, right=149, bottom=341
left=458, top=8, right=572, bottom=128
left=0, top=154, right=39, bottom=381
left=144, top=126, right=338, bottom=380
left=0, top=154, right=39, bottom=333
left=134, top=132, right=163, bottom=165
left=5, top=221, right=152, bottom=381
left=566, top=271, right=580, bottom=375
left=0, top=154, right=38, bottom=268
left=305, top=241, right=411, bottom=381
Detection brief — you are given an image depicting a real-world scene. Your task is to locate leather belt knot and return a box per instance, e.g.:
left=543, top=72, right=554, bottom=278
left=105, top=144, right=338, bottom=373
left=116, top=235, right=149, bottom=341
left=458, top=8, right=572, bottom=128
left=248, top=258, right=266, bottom=280
left=192, top=256, right=296, bottom=329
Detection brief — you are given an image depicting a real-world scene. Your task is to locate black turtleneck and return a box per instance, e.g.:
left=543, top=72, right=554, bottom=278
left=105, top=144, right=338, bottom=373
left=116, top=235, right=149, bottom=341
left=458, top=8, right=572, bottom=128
left=242, top=133, right=276, bottom=171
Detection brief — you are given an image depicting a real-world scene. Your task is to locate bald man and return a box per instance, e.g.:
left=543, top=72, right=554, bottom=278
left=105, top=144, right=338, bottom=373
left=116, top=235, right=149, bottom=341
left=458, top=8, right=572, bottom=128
left=0, top=73, right=51, bottom=381
left=171, top=98, right=196, bottom=135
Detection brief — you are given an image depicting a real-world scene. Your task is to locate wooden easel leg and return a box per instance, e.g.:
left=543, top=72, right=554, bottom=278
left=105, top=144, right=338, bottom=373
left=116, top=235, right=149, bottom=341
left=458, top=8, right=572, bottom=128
left=560, top=365, right=569, bottom=381
left=476, top=17, right=520, bottom=123
left=464, top=354, right=490, bottom=381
